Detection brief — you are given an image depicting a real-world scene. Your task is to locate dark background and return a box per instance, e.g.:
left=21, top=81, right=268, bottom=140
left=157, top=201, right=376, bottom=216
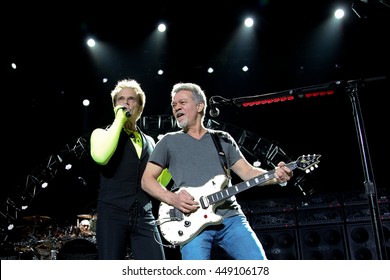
left=1, top=0, right=389, bottom=246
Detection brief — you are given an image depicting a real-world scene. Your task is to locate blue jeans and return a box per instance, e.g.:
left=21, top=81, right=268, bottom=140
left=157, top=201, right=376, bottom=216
left=180, top=214, right=267, bottom=260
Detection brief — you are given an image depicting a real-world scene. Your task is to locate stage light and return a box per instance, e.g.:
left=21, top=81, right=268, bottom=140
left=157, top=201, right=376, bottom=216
left=158, top=23, right=166, bottom=32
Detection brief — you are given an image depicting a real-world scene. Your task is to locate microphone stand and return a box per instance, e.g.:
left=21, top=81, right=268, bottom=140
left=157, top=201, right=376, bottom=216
left=209, top=81, right=343, bottom=109
left=210, top=76, right=387, bottom=259
left=345, top=78, right=387, bottom=260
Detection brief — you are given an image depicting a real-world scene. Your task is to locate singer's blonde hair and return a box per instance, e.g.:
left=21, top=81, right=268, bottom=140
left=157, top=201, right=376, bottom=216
left=110, top=79, right=146, bottom=110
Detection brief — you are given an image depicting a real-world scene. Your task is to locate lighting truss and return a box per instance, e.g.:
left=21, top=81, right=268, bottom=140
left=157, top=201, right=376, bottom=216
left=0, top=116, right=318, bottom=239
left=0, top=136, right=90, bottom=232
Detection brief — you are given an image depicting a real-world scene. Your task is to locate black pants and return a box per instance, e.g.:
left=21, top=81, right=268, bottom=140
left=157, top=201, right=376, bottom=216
left=96, top=201, right=165, bottom=260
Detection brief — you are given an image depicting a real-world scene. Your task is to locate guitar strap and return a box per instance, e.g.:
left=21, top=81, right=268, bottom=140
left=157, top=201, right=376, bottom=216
left=210, top=131, right=232, bottom=180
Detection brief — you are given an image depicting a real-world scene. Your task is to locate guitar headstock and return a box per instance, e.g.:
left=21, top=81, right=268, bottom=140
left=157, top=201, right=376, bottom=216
left=296, top=154, right=321, bottom=173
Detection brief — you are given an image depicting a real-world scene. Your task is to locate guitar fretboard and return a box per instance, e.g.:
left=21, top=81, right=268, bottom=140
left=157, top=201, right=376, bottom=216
left=206, top=161, right=298, bottom=205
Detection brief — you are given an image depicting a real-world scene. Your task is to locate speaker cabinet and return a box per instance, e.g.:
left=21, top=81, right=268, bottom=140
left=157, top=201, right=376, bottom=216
left=298, top=225, right=348, bottom=259
left=251, top=212, right=296, bottom=229
left=255, top=228, right=299, bottom=260
left=383, top=222, right=390, bottom=259
left=346, top=221, right=390, bottom=260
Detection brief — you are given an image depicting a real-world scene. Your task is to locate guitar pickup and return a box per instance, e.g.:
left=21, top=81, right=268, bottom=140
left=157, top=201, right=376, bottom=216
left=199, top=196, right=209, bottom=208
left=169, top=208, right=184, bottom=221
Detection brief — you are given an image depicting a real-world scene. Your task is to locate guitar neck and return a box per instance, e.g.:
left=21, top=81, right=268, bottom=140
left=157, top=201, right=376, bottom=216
left=206, top=161, right=297, bottom=205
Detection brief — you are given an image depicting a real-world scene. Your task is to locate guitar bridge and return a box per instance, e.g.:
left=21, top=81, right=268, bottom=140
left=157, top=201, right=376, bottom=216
left=169, top=208, right=184, bottom=221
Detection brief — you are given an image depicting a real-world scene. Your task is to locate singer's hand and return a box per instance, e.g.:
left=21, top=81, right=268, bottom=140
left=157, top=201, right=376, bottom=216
left=114, top=105, right=130, bottom=124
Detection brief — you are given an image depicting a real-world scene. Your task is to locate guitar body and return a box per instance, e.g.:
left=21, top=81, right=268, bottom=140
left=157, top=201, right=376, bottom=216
left=157, top=154, right=321, bottom=246
left=158, top=174, right=229, bottom=246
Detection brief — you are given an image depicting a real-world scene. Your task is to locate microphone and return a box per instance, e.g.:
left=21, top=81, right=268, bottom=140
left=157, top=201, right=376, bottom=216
left=209, top=100, right=220, bottom=117
left=120, top=107, right=131, bottom=117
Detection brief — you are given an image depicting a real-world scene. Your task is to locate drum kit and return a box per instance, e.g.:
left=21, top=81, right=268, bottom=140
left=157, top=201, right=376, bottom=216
left=5, top=213, right=98, bottom=260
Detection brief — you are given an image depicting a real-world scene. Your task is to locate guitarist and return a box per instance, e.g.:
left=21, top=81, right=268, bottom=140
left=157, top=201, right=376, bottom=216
left=141, top=82, right=293, bottom=260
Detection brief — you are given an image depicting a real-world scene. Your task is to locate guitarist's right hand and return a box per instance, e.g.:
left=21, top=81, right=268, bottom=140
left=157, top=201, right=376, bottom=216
left=171, top=190, right=199, bottom=214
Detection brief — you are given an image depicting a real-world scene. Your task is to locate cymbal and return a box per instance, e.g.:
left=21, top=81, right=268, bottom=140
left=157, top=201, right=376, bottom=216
left=77, top=214, right=93, bottom=219
left=23, top=215, right=51, bottom=222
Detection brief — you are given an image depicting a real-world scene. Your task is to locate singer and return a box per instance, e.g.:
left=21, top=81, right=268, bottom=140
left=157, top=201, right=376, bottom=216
left=90, top=79, right=171, bottom=260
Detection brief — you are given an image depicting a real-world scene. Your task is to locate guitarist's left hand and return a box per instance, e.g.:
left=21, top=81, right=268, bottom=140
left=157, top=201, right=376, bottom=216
left=275, top=161, right=294, bottom=184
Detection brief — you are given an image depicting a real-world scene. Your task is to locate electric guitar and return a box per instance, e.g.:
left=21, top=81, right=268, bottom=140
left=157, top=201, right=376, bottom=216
left=157, top=154, right=321, bottom=246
